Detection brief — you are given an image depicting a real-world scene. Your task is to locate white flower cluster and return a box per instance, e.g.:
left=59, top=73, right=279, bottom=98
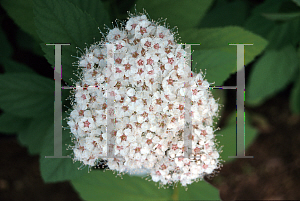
left=67, top=14, right=222, bottom=187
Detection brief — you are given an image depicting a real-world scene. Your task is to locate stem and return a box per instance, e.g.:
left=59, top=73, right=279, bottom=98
left=171, top=186, right=179, bottom=201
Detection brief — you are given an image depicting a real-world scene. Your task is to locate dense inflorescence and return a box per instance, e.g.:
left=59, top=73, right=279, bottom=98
left=67, top=13, right=222, bottom=187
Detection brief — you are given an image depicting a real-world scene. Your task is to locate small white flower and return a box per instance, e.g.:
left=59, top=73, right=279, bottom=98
left=67, top=12, right=221, bottom=188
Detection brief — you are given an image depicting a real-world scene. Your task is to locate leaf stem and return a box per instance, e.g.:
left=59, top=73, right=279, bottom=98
left=172, top=186, right=179, bottom=201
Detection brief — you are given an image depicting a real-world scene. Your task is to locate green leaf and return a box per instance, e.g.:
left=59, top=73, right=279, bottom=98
left=216, top=112, right=258, bottom=163
left=0, top=0, right=40, bottom=41
left=180, top=26, right=268, bottom=85
left=290, top=46, right=300, bottom=114
left=33, top=0, right=105, bottom=85
left=261, top=12, right=300, bottom=21
left=244, top=0, right=286, bottom=38
left=0, top=73, right=54, bottom=118
left=67, top=0, right=110, bottom=28
left=16, top=29, right=44, bottom=57
left=71, top=170, right=220, bottom=201
left=178, top=180, right=220, bottom=200
left=192, top=50, right=236, bottom=86
left=199, top=0, right=249, bottom=28
left=71, top=170, right=172, bottom=200
left=17, top=115, right=53, bottom=155
left=2, top=60, right=36, bottom=74
left=247, top=1, right=300, bottom=49
left=134, top=0, right=214, bottom=32
left=39, top=112, right=89, bottom=182
left=293, top=0, right=300, bottom=7
left=0, top=113, right=31, bottom=134
left=0, top=27, right=13, bottom=63
left=246, top=45, right=298, bottom=105
left=266, top=17, right=300, bottom=49
left=291, top=74, right=300, bottom=114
